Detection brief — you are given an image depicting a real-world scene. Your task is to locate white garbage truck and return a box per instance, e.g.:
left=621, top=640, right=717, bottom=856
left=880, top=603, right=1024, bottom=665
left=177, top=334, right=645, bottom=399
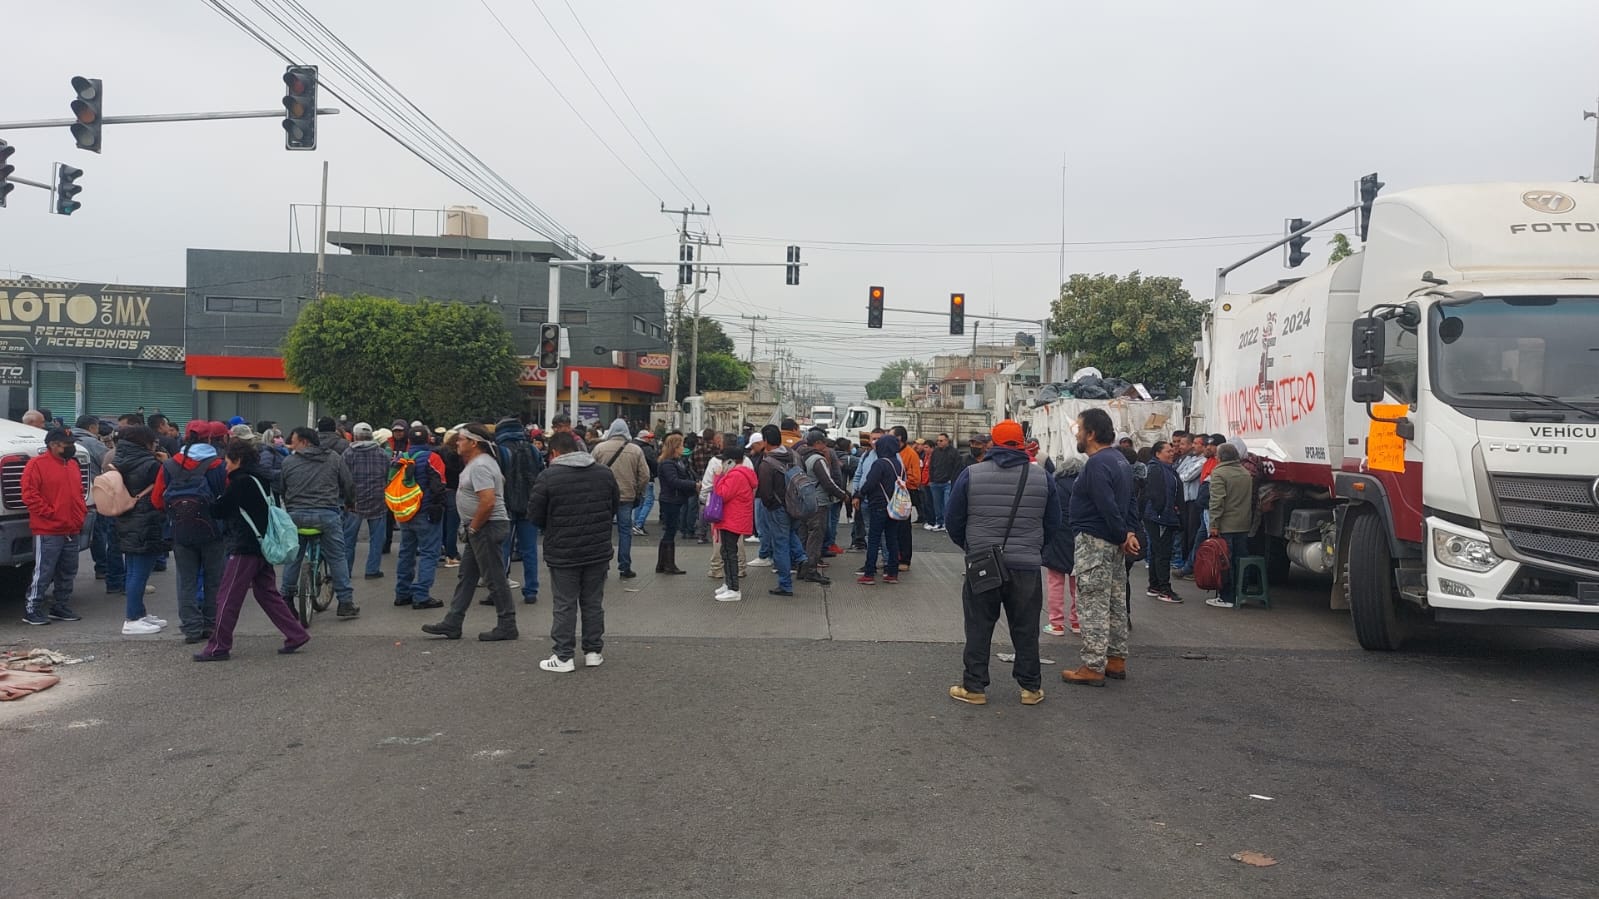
left=1195, top=181, right=1599, bottom=649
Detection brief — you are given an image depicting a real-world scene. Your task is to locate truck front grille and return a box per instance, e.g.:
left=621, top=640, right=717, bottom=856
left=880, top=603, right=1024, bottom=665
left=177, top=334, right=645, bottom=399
left=1493, top=474, right=1599, bottom=569
left=0, top=457, right=26, bottom=509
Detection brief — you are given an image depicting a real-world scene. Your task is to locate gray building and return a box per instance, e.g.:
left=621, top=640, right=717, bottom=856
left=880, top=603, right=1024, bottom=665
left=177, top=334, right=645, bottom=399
left=184, top=229, right=670, bottom=427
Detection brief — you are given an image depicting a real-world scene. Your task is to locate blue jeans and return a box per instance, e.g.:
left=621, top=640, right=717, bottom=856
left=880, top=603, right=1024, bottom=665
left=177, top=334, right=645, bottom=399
left=283, top=507, right=355, bottom=605
left=929, top=482, right=951, bottom=527
left=865, top=506, right=899, bottom=577
left=343, top=512, right=387, bottom=579
left=615, top=501, right=636, bottom=573
left=93, top=513, right=124, bottom=590
left=123, top=551, right=158, bottom=621
left=395, top=516, right=443, bottom=604
left=442, top=489, right=461, bottom=560
left=825, top=502, right=841, bottom=550
left=26, top=533, right=78, bottom=615
left=633, top=483, right=655, bottom=530
left=500, top=513, right=540, bottom=598
left=757, top=503, right=797, bottom=591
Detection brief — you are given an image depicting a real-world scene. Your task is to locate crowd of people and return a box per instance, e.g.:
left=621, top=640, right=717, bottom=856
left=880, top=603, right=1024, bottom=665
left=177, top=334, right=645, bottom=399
left=15, top=405, right=1260, bottom=690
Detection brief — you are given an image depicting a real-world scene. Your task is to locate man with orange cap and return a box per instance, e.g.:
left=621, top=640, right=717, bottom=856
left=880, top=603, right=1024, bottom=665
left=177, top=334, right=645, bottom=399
left=943, top=419, right=1060, bottom=707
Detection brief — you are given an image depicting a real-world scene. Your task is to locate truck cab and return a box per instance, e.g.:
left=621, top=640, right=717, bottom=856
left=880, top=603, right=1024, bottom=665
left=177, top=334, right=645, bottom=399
left=1204, top=183, right=1599, bottom=649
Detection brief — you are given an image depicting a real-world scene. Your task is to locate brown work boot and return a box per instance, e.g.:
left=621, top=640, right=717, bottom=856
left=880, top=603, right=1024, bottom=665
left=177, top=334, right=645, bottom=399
left=948, top=685, right=987, bottom=705
left=1020, top=688, right=1044, bottom=706
left=1061, top=666, right=1106, bottom=687
left=1105, top=656, right=1127, bottom=680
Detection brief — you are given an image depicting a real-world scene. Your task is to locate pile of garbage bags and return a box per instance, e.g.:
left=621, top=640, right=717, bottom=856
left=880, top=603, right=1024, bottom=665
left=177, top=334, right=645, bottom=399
left=1035, top=366, right=1136, bottom=402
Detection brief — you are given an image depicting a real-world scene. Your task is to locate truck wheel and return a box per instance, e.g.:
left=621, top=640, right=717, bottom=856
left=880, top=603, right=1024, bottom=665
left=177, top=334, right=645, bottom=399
left=1267, top=537, right=1292, bottom=585
left=1345, top=511, right=1408, bottom=651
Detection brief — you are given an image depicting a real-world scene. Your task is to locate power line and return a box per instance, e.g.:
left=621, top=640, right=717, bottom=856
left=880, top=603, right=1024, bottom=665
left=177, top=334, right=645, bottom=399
left=475, top=0, right=666, bottom=203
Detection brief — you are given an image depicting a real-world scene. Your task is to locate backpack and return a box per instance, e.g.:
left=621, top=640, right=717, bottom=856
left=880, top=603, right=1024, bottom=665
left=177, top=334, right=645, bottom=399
left=887, top=476, right=913, bottom=521
left=241, top=476, right=299, bottom=565
left=497, top=439, right=540, bottom=516
left=384, top=457, right=423, bottom=522
left=92, top=467, right=152, bottom=517
left=782, top=456, right=820, bottom=520
left=702, top=471, right=727, bottom=524
left=164, top=459, right=223, bottom=547
left=1194, top=536, right=1232, bottom=591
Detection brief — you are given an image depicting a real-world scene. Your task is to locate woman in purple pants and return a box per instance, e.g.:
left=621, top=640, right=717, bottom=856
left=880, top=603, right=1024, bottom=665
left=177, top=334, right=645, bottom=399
left=194, top=439, right=309, bottom=661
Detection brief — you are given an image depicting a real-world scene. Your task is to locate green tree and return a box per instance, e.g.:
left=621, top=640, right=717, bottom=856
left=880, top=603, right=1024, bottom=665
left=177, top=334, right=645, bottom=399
left=1328, top=232, right=1355, bottom=263
left=678, top=351, right=752, bottom=399
left=673, top=314, right=738, bottom=358
left=865, top=358, right=926, bottom=401
left=283, top=294, right=521, bottom=425
left=1047, top=271, right=1204, bottom=392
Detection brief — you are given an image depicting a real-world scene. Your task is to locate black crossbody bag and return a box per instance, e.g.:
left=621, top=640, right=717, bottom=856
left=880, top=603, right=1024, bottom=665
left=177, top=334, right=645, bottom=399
left=963, top=464, right=1031, bottom=595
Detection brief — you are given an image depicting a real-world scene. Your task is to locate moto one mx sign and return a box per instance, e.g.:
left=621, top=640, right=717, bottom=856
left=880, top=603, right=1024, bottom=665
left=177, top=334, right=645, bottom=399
left=0, top=281, right=185, bottom=360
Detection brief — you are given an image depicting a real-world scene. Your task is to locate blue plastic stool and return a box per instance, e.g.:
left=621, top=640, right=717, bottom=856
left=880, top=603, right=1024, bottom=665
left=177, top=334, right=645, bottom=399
left=1234, top=555, right=1271, bottom=608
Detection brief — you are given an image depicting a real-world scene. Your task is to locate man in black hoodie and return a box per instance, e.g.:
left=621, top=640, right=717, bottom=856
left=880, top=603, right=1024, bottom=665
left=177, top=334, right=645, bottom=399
left=926, top=433, right=960, bottom=532
left=528, top=430, right=618, bottom=673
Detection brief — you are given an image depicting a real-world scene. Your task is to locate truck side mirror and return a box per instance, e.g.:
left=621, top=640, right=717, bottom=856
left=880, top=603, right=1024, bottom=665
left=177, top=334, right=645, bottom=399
left=1351, top=372, right=1385, bottom=404
left=1351, top=317, right=1384, bottom=369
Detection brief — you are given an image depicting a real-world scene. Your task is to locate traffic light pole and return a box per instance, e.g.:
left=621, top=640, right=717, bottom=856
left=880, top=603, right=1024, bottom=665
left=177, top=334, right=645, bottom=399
left=0, top=108, right=340, bottom=130
left=1213, top=203, right=1357, bottom=300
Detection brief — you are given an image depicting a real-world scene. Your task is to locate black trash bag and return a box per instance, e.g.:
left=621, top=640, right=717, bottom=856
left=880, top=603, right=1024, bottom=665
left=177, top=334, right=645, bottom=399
left=1075, top=384, right=1110, bottom=399
left=1102, top=377, right=1131, bottom=395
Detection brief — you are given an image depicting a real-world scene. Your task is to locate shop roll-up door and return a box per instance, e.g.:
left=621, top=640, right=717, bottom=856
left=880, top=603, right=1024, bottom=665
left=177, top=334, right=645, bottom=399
left=35, top=369, right=77, bottom=421
left=85, top=364, right=193, bottom=428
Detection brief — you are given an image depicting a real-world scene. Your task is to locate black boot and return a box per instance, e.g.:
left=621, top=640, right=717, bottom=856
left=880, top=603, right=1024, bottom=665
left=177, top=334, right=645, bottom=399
left=664, top=542, right=686, bottom=575
left=656, top=542, right=669, bottom=573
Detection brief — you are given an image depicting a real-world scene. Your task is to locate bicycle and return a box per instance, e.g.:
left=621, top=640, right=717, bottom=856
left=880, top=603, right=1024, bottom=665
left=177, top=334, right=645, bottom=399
left=294, top=526, right=335, bottom=627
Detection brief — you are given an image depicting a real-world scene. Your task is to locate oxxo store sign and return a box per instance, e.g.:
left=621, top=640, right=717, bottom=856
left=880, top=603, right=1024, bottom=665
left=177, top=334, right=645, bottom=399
left=0, top=281, right=186, bottom=361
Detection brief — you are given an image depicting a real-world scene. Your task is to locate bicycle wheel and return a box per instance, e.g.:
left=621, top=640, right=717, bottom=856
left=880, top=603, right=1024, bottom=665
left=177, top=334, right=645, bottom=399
left=295, top=550, right=316, bottom=627
left=311, top=551, right=335, bottom=612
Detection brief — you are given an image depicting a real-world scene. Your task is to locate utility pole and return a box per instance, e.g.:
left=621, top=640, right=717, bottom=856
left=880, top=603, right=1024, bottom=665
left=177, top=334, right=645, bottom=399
left=661, top=203, right=714, bottom=402
left=314, top=160, right=329, bottom=299
left=1586, top=90, right=1599, bottom=183
left=665, top=283, right=685, bottom=411
left=739, top=313, right=768, bottom=362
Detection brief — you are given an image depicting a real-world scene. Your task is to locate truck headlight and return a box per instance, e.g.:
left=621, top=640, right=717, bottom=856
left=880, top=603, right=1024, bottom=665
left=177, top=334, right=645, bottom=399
left=1431, top=527, right=1500, bottom=573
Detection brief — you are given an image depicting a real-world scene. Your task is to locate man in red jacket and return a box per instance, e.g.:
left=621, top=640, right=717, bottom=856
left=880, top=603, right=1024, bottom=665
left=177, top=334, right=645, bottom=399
left=21, top=429, right=88, bottom=626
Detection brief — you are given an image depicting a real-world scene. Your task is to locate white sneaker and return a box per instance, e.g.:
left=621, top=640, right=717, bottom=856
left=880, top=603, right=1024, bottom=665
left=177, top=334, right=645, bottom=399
left=922, top=523, right=934, bottom=531
left=584, top=651, right=604, bottom=667
left=743, top=535, right=760, bottom=544
left=507, top=580, right=520, bottom=590
left=716, top=589, right=742, bottom=602
left=141, top=614, right=168, bottom=628
left=747, top=558, right=773, bottom=568
left=538, top=654, right=576, bottom=673
left=121, top=619, right=161, bottom=635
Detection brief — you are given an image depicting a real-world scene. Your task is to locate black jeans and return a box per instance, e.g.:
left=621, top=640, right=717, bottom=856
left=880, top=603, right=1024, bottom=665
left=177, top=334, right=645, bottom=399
left=895, top=516, right=913, bottom=564
left=720, top=530, right=742, bottom=590
left=549, top=561, right=607, bottom=660
left=173, top=539, right=226, bottom=638
left=1145, top=519, right=1178, bottom=593
left=961, top=568, right=1043, bottom=692
left=1181, top=500, right=1202, bottom=571
left=445, top=520, right=515, bottom=630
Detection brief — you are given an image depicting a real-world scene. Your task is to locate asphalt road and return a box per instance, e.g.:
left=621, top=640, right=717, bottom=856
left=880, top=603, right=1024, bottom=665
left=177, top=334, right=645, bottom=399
left=5, top=533, right=1599, bottom=898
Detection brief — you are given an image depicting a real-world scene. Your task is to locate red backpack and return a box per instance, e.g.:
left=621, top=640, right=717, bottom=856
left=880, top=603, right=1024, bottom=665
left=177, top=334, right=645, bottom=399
left=1193, top=536, right=1232, bottom=591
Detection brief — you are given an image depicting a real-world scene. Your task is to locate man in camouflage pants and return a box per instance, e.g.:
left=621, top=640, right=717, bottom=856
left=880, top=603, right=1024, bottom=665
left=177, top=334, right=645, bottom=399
left=1062, top=408, right=1139, bottom=687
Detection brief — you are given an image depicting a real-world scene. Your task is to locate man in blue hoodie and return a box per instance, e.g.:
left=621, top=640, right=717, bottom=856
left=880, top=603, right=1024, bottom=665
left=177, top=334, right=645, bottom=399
left=943, top=420, right=1060, bottom=706
left=854, top=432, right=904, bottom=585
left=1063, top=408, right=1140, bottom=687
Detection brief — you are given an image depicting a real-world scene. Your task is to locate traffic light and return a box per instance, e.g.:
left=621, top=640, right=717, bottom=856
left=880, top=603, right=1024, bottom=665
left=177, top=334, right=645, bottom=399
left=1286, top=218, right=1311, bottom=268
left=587, top=264, right=606, bottom=290
left=539, top=323, right=561, bottom=370
left=949, top=292, right=965, bottom=335
left=785, top=245, right=800, bottom=285
left=867, top=285, right=884, bottom=329
left=54, top=164, right=83, bottom=216
left=607, top=264, right=624, bottom=295
left=678, top=244, right=694, bottom=286
left=0, top=142, right=14, bottom=208
left=69, top=77, right=103, bottom=154
left=282, top=65, right=318, bottom=151
left=1358, top=172, right=1384, bottom=242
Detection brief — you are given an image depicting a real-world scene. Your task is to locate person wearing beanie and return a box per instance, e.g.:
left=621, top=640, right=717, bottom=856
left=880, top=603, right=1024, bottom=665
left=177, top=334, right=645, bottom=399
left=944, top=419, right=1059, bottom=705
left=588, top=418, right=649, bottom=579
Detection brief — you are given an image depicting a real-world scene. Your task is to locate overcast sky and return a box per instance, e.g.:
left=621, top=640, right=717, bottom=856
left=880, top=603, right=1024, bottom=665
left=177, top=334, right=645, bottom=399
left=4, top=0, right=1598, bottom=401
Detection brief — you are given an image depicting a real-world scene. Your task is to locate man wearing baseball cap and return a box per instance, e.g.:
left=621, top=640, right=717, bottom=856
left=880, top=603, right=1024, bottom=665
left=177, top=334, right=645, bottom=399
left=20, top=429, right=89, bottom=626
left=943, top=419, right=1060, bottom=706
